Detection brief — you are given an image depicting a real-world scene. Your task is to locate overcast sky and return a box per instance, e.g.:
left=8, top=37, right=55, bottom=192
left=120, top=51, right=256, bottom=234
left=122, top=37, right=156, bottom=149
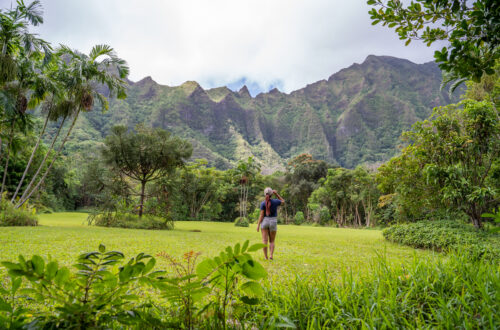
left=1, top=0, right=445, bottom=95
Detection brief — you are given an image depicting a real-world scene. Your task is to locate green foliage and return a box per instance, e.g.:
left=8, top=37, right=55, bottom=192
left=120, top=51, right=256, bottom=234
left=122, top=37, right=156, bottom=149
left=383, top=220, right=500, bottom=260
left=0, top=244, right=161, bottom=328
left=102, top=124, right=192, bottom=217
left=195, top=240, right=267, bottom=328
left=293, top=211, right=305, bottom=225
left=0, top=197, right=37, bottom=226
left=89, top=211, right=173, bottom=230
left=0, top=240, right=266, bottom=329
left=243, top=253, right=499, bottom=328
left=378, top=99, right=500, bottom=227
left=284, top=153, right=329, bottom=218
left=368, top=0, right=500, bottom=85
left=310, top=166, right=380, bottom=227
left=234, top=216, right=249, bottom=227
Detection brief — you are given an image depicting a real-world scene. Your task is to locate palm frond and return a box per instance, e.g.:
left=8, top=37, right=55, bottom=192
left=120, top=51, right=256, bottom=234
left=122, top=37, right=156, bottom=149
left=89, top=44, right=114, bottom=61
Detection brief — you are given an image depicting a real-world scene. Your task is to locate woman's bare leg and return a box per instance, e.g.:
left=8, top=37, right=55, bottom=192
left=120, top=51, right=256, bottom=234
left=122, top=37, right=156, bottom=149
left=261, top=228, right=269, bottom=259
left=269, top=230, right=277, bottom=259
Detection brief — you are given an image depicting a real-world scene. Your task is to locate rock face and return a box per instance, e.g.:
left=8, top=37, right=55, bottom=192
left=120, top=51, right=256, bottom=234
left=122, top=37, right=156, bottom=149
left=65, top=55, right=460, bottom=171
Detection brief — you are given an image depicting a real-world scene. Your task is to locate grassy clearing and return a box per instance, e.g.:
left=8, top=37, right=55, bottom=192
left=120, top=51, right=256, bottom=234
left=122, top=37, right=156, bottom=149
left=0, top=213, right=435, bottom=281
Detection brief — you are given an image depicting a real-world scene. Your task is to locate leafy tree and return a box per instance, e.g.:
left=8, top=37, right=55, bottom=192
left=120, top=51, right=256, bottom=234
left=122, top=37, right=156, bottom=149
left=309, top=166, right=379, bottom=227
left=285, top=153, right=328, bottom=219
left=378, top=99, right=499, bottom=227
left=367, top=0, right=500, bottom=88
left=14, top=44, right=129, bottom=207
left=102, top=125, right=192, bottom=217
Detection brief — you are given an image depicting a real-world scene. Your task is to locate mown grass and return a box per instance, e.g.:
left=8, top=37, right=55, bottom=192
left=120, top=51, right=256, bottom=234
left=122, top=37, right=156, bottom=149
left=0, top=213, right=435, bottom=281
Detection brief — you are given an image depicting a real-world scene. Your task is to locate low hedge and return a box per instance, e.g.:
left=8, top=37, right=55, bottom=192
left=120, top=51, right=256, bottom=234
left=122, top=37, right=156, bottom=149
left=88, top=212, right=173, bottom=230
left=383, top=220, right=499, bottom=260
left=234, top=216, right=249, bottom=227
left=0, top=200, right=38, bottom=226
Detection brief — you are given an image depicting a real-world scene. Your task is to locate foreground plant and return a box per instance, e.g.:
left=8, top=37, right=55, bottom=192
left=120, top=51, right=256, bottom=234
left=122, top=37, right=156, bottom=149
left=1, top=244, right=161, bottom=328
left=156, top=241, right=267, bottom=329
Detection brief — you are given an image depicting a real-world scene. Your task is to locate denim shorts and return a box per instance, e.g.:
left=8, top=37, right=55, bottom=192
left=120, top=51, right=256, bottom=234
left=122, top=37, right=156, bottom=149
left=261, top=217, right=277, bottom=232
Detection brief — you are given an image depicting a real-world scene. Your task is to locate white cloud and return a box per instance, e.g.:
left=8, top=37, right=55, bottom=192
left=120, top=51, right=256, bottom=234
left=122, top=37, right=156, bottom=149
left=2, top=0, right=446, bottom=94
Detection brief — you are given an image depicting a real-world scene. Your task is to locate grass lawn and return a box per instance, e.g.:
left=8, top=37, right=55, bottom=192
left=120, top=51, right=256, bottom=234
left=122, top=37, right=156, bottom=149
left=0, top=212, right=438, bottom=281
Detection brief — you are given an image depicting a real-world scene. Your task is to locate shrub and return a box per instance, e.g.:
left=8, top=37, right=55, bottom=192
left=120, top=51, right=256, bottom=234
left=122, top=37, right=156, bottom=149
left=88, top=211, right=173, bottom=230
left=0, top=199, right=37, bottom=227
left=234, top=216, right=249, bottom=227
left=318, top=207, right=330, bottom=226
left=294, top=211, right=305, bottom=225
left=0, top=241, right=266, bottom=329
left=383, top=220, right=500, bottom=260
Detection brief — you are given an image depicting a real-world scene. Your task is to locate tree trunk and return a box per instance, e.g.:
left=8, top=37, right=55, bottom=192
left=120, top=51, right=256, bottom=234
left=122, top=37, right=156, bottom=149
left=17, top=116, right=66, bottom=206
left=16, top=111, right=78, bottom=208
left=0, top=121, right=15, bottom=201
left=11, top=111, right=51, bottom=202
left=139, top=180, right=146, bottom=218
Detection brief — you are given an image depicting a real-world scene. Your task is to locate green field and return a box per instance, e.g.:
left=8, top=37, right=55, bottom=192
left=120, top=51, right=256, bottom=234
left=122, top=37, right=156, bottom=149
left=0, top=213, right=436, bottom=281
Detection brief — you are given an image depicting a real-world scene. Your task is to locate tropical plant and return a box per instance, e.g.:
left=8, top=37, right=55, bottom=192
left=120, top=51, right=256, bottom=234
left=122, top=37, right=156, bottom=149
left=14, top=43, right=129, bottom=208
left=234, top=157, right=260, bottom=219
left=367, top=0, right=500, bottom=89
left=1, top=244, right=162, bottom=328
left=195, top=240, right=267, bottom=329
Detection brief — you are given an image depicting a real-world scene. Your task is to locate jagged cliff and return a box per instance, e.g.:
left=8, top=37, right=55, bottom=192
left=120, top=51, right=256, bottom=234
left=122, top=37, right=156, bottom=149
left=62, top=55, right=460, bottom=172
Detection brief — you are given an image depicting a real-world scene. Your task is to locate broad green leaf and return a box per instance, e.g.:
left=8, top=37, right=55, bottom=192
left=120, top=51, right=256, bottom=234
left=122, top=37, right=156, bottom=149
left=196, top=259, right=215, bottom=280
left=31, top=255, right=45, bottom=276
left=46, top=261, right=58, bottom=281
left=240, top=280, right=264, bottom=297
left=234, top=243, right=241, bottom=256
left=1, top=261, right=21, bottom=271
left=98, top=244, right=106, bottom=253
left=55, top=267, right=70, bottom=286
left=241, top=240, right=249, bottom=253
left=240, top=296, right=259, bottom=305
left=247, top=243, right=266, bottom=252
left=142, top=258, right=156, bottom=274
left=242, top=260, right=267, bottom=280
left=119, top=265, right=133, bottom=283
left=11, top=277, right=22, bottom=294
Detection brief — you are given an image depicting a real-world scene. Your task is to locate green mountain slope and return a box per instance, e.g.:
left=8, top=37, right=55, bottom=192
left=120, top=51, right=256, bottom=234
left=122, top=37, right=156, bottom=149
left=61, top=55, right=460, bottom=172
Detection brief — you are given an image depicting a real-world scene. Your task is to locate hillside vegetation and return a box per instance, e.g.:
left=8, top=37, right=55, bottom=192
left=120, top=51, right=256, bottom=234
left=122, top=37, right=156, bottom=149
left=59, top=55, right=460, bottom=172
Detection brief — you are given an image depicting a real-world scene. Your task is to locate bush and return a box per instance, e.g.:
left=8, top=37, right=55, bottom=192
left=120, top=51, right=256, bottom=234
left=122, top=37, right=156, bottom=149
left=383, top=220, right=500, bottom=260
left=294, top=211, right=305, bottom=225
left=318, top=207, right=330, bottom=226
left=0, top=241, right=267, bottom=329
left=0, top=199, right=38, bottom=226
left=88, top=212, right=173, bottom=230
left=234, top=216, right=249, bottom=227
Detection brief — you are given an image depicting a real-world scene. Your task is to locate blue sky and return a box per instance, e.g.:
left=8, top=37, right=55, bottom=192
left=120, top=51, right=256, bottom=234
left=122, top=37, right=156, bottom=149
left=1, top=0, right=445, bottom=95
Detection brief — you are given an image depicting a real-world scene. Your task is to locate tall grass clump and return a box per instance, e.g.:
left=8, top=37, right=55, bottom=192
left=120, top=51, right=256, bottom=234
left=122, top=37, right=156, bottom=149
left=0, top=199, right=37, bottom=226
left=242, top=253, right=499, bottom=329
left=383, top=220, right=500, bottom=260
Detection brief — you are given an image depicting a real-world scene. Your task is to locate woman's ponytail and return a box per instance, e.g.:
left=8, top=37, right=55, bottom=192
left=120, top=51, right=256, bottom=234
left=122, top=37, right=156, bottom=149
left=265, top=194, right=271, bottom=216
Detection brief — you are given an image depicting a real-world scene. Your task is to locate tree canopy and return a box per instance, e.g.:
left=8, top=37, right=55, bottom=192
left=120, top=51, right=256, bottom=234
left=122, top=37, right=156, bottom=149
left=368, top=0, right=500, bottom=87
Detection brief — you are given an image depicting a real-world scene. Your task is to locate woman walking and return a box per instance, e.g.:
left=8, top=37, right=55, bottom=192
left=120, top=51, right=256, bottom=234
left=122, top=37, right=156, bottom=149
left=256, top=187, right=285, bottom=260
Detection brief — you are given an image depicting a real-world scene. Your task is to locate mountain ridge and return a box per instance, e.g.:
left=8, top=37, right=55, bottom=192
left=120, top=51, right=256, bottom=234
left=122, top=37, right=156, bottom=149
left=63, top=55, right=460, bottom=173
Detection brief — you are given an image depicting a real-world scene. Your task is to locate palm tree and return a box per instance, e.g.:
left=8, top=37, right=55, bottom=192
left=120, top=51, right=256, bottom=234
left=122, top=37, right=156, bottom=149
left=15, top=44, right=129, bottom=207
left=234, top=157, right=260, bottom=219
left=0, top=0, right=51, bottom=201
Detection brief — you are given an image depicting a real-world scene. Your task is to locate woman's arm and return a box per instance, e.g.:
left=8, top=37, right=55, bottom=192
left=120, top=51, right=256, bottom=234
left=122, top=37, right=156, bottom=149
left=273, top=190, right=285, bottom=205
left=256, top=210, right=264, bottom=232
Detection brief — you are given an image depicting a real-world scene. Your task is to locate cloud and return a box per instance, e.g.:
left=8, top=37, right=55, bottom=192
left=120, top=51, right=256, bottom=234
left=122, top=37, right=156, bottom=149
left=2, top=0, right=446, bottom=94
